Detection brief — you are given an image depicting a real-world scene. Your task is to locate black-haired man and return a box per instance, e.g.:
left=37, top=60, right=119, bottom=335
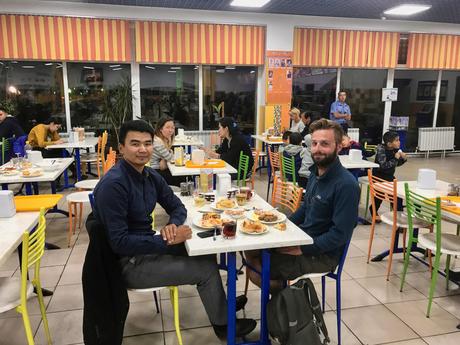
left=93, top=120, right=256, bottom=340
left=0, top=106, right=25, bottom=139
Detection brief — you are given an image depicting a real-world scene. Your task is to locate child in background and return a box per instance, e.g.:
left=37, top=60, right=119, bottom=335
left=282, top=132, right=306, bottom=185
left=298, top=134, right=313, bottom=189
left=370, top=131, right=407, bottom=220
left=279, top=130, right=291, bottom=153
left=339, top=134, right=361, bottom=155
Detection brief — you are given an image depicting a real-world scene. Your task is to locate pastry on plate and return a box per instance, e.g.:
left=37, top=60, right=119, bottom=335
left=257, top=211, right=278, bottom=222
left=216, top=198, right=236, bottom=209
left=242, top=220, right=267, bottom=234
left=274, top=223, right=286, bottom=231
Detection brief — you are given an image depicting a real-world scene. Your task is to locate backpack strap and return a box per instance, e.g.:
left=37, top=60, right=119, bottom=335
left=281, top=287, right=301, bottom=344
left=302, top=279, right=330, bottom=343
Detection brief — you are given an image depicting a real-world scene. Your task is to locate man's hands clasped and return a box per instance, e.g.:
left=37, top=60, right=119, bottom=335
left=160, top=224, right=192, bottom=245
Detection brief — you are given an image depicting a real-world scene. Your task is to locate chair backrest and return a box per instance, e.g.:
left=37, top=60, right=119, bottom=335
left=1, top=137, right=11, bottom=164
left=271, top=176, right=303, bottom=214
left=103, top=148, right=116, bottom=174
left=250, top=151, right=260, bottom=190
left=368, top=169, right=397, bottom=218
left=237, top=151, right=250, bottom=187
left=404, top=183, right=441, bottom=250
left=20, top=208, right=46, bottom=294
left=99, top=131, right=109, bottom=172
left=364, top=142, right=378, bottom=153
left=95, top=135, right=103, bottom=177
left=281, top=154, right=297, bottom=185
left=267, top=146, right=281, bottom=176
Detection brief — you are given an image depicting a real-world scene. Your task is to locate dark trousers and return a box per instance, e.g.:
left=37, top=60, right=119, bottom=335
left=119, top=244, right=227, bottom=326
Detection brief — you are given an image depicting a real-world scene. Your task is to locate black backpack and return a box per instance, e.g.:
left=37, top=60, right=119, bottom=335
left=267, top=278, right=330, bottom=345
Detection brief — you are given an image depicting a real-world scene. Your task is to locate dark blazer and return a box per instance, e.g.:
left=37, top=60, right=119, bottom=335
left=82, top=213, right=129, bottom=345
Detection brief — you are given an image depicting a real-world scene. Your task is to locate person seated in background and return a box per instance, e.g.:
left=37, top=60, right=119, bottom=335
left=278, top=130, right=291, bottom=153
left=0, top=106, right=25, bottom=139
left=93, top=120, right=256, bottom=340
left=339, top=134, right=361, bottom=155
left=150, top=116, right=184, bottom=186
left=202, top=117, right=254, bottom=179
left=299, top=111, right=312, bottom=138
left=289, top=107, right=304, bottom=133
left=370, top=131, right=407, bottom=220
left=298, top=134, right=313, bottom=189
left=28, top=116, right=64, bottom=158
left=282, top=132, right=306, bottom=185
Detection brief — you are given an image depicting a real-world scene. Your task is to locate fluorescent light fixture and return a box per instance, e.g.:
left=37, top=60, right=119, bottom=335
left=384, top=4, right=431, bottom=16
left=230, top=0, right=271, bottom=8
left=83, top=66, right=94, bottom=70
left=168, top=70, right=177, bottom=73
left=109, top=64, right=120, bottom=68
left=145, top=65, right=156, bottom=70
left=225, top=66, right=236, bottom=69
left=216, top=69, right=225, bottom=73
left=45, top=62, right=53, bottom=66
left=8, top=86, right=18, bottom=94
left=22, top=65, right=35, bottom=69
left=250, top=70, right=255, bottom=73
left=112, top=67, right=123, bottom=71
left=170, top=66, right=182, bottom=70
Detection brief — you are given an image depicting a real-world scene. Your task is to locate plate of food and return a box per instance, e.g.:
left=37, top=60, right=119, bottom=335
left=224, top=208, right=246, bottom=219
left=240, top=219, right=268, bottom=235
left=0, top=169, right=19, bottom=176
left=210, top=198, right=237, bottom=211
left=246, top=209, right=286, bottom=224
left=21, top=169, right=43, bottom=178
left=193, top=213, right=230, bottom=229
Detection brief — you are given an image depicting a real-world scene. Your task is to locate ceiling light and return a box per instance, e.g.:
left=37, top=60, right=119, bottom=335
left=225, top=66, right=236, bottom=69
left=168, top=70, right=177, bottom=73
left=8, top=86, right=18, bottom=94
left=250, top=70, right=255, bottom=73
left=83, top=66, right=94, bottom=70
left=22, top=65, right=35, bottom=69
left=216, top=69, right=225, bottom=73
left=112, top=68, right=123, bottom=71
left=170, top=66, right=182, bottom=70
left=109, top=64, right=120, bottom=68
left=230, top=0, right=271, bottom=8
left=45, top=62, right=53, bottom=66
left=384, top=4, right=431, bottom=16
left=145, top=66, right=156, bottom=70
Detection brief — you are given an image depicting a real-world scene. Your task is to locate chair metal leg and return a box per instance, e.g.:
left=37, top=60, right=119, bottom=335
left=170, top=287, right=183, bottom=345
left=364, top=185, right=370, bottom=219
left=35, top=279, right=52, bottom=344
left=445, top=254, right=451, bottom=291
left=153, top=290, right=160, bottom=313
left=68, top=202, right=73, bottom=247
left=321, top=275, right=326, bottom=313
left=427, top=252, right=442, bottom=317
left=79, top=202, right=83, bottom=229
left=386, top=224, right=399, bottom=280
left=367, top=218, right=377, bottom=263
left=336, top=279, right=342, bottom=345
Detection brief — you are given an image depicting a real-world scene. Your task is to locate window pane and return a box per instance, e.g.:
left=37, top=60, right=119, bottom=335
left=203, top=66, right=257, bottom=134
left=437, top=70, right=460, bottom=148
left=340, top=69, right=387, bottom=144
left=292, top=67, right=337, bottom=119
left=392, top=70, right=438, bottom=151
left=67, top=62, right=131, bottom=140
left=140, top=64, right=199, bottom=130
left=0, top=60, right=64, bottom=132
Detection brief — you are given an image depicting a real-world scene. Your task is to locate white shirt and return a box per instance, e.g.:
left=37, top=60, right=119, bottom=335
left=290, top=120, right=305, bottom=133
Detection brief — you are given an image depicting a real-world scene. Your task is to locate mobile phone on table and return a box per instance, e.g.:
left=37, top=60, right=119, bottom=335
left=197, top=228, right=221, bottom=238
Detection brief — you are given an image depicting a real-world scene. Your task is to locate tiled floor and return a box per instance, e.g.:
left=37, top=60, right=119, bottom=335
left=0, top=155, right=459, bottom=344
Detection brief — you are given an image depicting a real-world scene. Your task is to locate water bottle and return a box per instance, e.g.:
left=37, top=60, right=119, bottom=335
left=24, top=141, right=32, bottom=157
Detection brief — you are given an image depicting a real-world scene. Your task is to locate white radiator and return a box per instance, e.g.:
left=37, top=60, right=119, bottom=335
left=184, top=130, right=220, bottom=148
left=418, top=127, right=455, bottom=151
left=348, top=128, right=359, bottom=143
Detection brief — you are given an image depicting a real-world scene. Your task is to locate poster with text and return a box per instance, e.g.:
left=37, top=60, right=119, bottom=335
left=265, top=50, right=293, bottom=105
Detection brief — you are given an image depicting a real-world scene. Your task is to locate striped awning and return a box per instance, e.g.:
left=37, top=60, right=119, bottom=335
left=294, top=28, right=399, bottom=68
left=0, top=14, right=131, bottom=62
left=407, top=33, right=460, bottom=69
left=135, top=21, right=265, bottom=65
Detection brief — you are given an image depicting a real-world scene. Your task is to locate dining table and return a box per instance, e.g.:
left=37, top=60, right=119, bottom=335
left=172, top=136, right=204, bottom=154
left=183, top=192, right=313, bottom=345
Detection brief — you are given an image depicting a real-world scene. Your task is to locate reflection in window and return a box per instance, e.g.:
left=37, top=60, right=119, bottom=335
left=203, top=66, right=257, bottom=134
left=436, top=70, right=460, bottom=149
left=140, top=65, right=199, bottom=130
left=340, top=69, right=387, bottom=145
left=292, top=68, right=337, bottom=119
left=0, top=60, right=64, bottom=132
left=67, top=62, right=131, bottom=140
left=392, top=70, right=438, bottom=151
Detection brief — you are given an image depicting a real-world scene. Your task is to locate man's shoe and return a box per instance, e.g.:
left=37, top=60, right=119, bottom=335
left=235, top=295, right=248, bottom=311
left=213, top=318, right=257, bottom=339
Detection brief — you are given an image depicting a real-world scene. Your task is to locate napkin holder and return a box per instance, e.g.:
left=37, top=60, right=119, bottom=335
left=27, top=150, right=43, bottom=164
left=349, top=149, right=362, bottom=162
left=216, top=174, right=231, bottom=197
left=68, top=131, right=79, bottom=143
left=0, top=191, right=16, bottom=218
left=417, top=169, right=436, bottom=189
left=191, top=149, right=205, bottom=165
left=177, top=128, right=185, bottom=137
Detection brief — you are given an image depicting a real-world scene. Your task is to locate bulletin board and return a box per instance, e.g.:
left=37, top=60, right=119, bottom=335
left=265, top=50, right=293, bottom=105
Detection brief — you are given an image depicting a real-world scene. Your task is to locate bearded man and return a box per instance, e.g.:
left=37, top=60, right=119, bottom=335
left=244, top=119, right=360, bottom=291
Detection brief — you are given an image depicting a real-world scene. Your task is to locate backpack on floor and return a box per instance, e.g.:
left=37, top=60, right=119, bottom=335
left=267, top=278, right=330, bottom=345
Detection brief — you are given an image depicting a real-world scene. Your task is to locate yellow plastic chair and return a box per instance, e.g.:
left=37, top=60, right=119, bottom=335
left=0, top=208, right=52, bottom=345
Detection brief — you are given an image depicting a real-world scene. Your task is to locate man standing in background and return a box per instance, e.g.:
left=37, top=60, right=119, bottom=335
left=330, top=91, right=352, bottom=132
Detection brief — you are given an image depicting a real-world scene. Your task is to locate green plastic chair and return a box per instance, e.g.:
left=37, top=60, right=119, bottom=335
left=400, top=182, right=460, bottom=317
left=237, top=151, right=250, bottom=187
left=280, top=154, right=297, bottom=186
left=1, top=137, right=11, bottom=165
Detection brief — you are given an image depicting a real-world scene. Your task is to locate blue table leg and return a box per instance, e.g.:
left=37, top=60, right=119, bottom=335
left=62, top=149, right=70, bottom=188
left=227, top=252, right=237, bottom=345
left=265, top=143, right=272, bottom=201
left=25, top=183, right=32, bottom=195
left=2, top=183, right=7, bottom=190
left=75, top=148, right=81, bottom=181
left=260, top=249, right=271, bottom=345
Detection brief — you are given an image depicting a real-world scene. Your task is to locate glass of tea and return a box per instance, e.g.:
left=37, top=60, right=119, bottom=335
left=239, top=186, right=253, bottom=200
left=222, top=220, right=237, bottom=239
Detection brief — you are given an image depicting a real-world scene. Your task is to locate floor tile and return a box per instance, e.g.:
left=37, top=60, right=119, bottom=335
left=161, top=296, right=211, bottom=332
left=47, top=283, right=83, bottom=312
left=164, top=326, right=225, bottom=345
left=0, top=315, right=42, bottom=345
left=341, top=305, right=418, bottom=344
left=122, top=332, right=164, bottom=345
left=343, top=257, right=388, bottom=279
left=382, top=339, right=427, bottom=345
left=324, top=279, right=380, bottom=310
left=385, top=300, right=460, bottom=337
left=432, top=294, right=460, bottom=319
left=58, top=264, right=83, bottom=286
left=397, top=272, right=460, bottom=298
left=322, top=311, right=361, bottom=345
left=34, top=309, right=83, bottom=345
left=124, top=301, right=164, bottom=336
left=423, top=332, right=460, bottom=345
left=40, top=248, right=72, bottom=267
left=356, top=275, right=426, bottom=304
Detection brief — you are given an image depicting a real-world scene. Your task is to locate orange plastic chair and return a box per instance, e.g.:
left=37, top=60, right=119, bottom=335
left=103, top=148, right=116, bottom=174
left=367, top=169, right=431, bottom=280
left=266, top=146, right=281, bottom=200
left=249, top=151, right=260, bottom=190
left=271, top=175, right=303, bottom=214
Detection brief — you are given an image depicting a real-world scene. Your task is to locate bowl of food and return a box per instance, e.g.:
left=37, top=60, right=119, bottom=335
left=240, top=220, right=268, bottom=235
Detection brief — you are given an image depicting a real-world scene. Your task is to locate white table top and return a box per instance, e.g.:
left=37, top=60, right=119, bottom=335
left=0, top=212, right=39, bottom=267
left=0, top=158, right=74, bottom=184
left=45, top=136, right=99, bottom=150
left=251, top=134, right=284, bottom=145
left=339, top=155, right=379, bottom=169
left=184, top=193, right=313, bottom=256
left=172, top=137, right=204, bottom=147
left=167, top=161, right=237, bottom=176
